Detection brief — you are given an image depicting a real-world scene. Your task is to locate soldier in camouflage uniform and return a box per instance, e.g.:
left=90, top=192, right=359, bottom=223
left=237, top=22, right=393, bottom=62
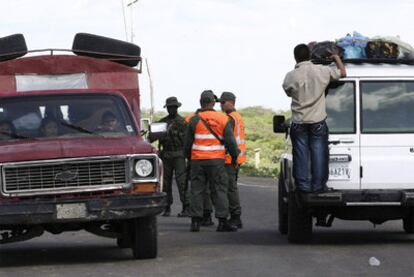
left=151, top=97, right=189, bottom=217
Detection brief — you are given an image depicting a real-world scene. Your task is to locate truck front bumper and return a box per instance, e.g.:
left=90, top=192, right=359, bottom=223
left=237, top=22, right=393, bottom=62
left=0, top=192, right=167, bottom=226
left=300, top=190, right=414, bottom=207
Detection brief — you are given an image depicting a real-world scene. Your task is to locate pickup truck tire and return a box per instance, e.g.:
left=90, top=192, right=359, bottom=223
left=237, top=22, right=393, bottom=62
left=72, top=33, right=141, bottom=67
left=278, top=172, right=288, bottom=235
left=131, top=216, right=157, bottom=259
left=0, top=34, right=27, bottom=62
left=403, top=209, right=414, bottom=234
left=287, top=192, right=312, bottom=243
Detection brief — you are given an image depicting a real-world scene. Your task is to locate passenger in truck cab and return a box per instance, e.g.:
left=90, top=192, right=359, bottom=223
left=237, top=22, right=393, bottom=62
left=40, top=117, right=60, bottom=137
left=0, top=120, right=16, bottom=140
left=97, top=111, right=121, bottom=132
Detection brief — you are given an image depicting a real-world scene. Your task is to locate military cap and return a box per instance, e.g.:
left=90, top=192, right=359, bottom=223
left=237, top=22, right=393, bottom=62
left=164, top=96, right=182, bottom=108
left=200, top=90, right=217, bottom=103
left=217, top=91, right=236, bottom=103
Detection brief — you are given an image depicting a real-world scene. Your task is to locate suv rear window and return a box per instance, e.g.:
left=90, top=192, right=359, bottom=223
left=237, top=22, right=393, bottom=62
left=0, top=94, right=137, bottom=140
left=361, top=81, right=414, bottom=133
left=326, top=81, right=356, bottom=134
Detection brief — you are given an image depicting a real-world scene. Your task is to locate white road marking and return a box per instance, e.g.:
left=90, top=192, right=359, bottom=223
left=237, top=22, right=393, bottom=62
left=237, top=182, right=276, bottom=189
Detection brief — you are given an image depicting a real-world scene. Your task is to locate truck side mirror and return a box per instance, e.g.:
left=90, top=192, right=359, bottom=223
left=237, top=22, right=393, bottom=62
left=140, top=118, right=150, bottom=132
left=149, top=122, right=167, bottom=141
left=273, top=115, right=287, bottom=133
left=139, top=118, right=150, bottom=138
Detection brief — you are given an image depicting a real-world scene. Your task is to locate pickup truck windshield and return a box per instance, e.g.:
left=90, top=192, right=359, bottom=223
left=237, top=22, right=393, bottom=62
left=0, top=94, right=137, bottom=140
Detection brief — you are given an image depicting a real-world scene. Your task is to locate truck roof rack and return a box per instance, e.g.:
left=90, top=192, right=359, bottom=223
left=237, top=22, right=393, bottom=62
left=0, top=33, right=141, bottom=68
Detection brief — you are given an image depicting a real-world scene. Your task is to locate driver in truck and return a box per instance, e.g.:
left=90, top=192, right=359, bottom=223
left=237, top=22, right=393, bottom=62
left=282, top=44, right=346, bottom=194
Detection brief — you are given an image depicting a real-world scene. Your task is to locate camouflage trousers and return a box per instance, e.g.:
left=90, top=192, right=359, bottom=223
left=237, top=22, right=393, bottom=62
left=163, top=157, right=189, bottom=209
left=203, top=164, right=241, bottom=216
left=189, top=161, right=229, bottom=219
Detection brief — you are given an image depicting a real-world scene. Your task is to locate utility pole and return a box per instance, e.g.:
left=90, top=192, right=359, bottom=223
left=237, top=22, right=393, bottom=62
left=127, top=0, right=139, bottom=43
left=125, top=0, right=155, bottom=122
left=121, top=0, right=129, bottom=41
left=145, top=58, right=155, bottom=123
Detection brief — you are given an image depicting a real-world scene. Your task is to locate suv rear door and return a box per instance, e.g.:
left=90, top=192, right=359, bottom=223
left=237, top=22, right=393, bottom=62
left=326, top=80, right=360, bottom=189
left=360, top=79, right=414, bottom=189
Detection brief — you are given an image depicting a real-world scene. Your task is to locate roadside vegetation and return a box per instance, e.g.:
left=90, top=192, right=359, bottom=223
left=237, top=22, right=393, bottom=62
left=144, top=106, right=289, bottom=178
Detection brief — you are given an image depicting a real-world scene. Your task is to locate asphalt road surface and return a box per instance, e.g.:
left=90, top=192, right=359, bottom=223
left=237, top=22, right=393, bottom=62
left=1, top=176, right=414, bottom=277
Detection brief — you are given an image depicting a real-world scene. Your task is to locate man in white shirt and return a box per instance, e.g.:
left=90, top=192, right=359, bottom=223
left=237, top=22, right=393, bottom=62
left=282, top=44, right=346, bottom=193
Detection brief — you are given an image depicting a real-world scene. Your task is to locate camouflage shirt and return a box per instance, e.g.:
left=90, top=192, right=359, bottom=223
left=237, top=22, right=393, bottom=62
left=158, top=114, right=187, bottom=158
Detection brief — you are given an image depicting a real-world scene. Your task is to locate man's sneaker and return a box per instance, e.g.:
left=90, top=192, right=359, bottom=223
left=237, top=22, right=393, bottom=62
left=190, top=217, right=201, bottom=232
left=229, top=215, right=243, bottom=229
left=162, top=206, right=171, bottom=217
left=216, top=218, right=237, bottom=232
left=201, top=214, right=214, bottom=226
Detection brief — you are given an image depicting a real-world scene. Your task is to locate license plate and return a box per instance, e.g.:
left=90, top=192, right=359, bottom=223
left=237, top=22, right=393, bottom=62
left=329, top=165, right=351, bottom=180
left=56, top=203, right=87, bottom=219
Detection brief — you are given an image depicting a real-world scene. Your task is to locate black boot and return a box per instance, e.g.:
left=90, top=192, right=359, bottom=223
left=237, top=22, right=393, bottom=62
left=190, top=217, right=201, bottom=232
left=229, top=214, right=243, bottom=229
left=201, top=212, right=214, bottom=226
left=177, top=206, right=190, bottom=217
left=216, top=218, right=237, bottom=232
left=162, top=206, right=171, bottom=217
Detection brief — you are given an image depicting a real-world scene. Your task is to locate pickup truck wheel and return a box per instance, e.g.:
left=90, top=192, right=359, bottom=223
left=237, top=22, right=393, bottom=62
left=278, top=172, right=288, bottom=235
left=403, top=209, right=414, bottom=234
left=287, top=192, right=312, bottom=243
left=131, top=216, right=157, bottom=259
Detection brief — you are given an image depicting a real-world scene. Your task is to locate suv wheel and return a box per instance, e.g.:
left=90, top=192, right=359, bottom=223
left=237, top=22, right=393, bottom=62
left=403, top=209, right=414, bottom=234
left=278, top=172, right=288, bottom=235
left=287, top=192, right=312, bottom=243
left=130, top=216, right=157, bottom=259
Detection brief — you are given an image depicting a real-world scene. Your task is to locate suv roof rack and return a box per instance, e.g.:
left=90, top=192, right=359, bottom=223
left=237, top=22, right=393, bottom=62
left=312, top=58, right=414, bottom=65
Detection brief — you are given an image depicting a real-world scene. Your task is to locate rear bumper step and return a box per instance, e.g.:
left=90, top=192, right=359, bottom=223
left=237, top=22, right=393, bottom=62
left=298, top=190, right=414, bottom=207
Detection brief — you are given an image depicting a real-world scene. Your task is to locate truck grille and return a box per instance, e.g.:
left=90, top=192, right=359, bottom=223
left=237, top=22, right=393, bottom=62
left=2, top=158, right=127, bottom=196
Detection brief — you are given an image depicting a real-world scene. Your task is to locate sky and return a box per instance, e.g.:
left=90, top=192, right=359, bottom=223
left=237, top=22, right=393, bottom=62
left=2, top=0, right=414, bottom=112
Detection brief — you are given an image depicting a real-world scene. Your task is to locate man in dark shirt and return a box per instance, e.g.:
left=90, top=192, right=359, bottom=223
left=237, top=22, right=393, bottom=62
left=151, top=97, right=189, bottom=217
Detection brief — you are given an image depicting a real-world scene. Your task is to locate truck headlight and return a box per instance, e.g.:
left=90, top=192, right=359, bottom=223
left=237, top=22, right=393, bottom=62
left=134, top=159, right=153, bottom=177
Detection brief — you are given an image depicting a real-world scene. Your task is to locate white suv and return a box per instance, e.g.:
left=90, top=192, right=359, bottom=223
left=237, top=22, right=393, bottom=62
left=274, top=62, right=414, bottom=242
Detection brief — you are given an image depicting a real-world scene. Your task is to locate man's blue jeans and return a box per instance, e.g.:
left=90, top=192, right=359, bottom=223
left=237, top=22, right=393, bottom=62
left=290, top=120, right=329, bottom=192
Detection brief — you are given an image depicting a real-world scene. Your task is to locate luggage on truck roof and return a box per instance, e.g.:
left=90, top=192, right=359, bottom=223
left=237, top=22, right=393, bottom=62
left=0, top=33, right=141, bottom=68
left=0, top=34, right=27, bottom=62
left=72, top=33, right=141, bottom=67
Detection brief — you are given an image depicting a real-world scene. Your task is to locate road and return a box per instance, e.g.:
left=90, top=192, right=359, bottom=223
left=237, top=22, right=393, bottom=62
left=1, top=176, right=414, bottom=277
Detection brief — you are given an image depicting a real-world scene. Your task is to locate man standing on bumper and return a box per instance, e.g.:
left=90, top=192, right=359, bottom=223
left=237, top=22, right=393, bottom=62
left=150, top=97, right=189, bottom=217
left=217, top=91, right=246, bottom=228
left=282, top=44, right=346, bottom=193
left=184, top=90, right=240, bottom=232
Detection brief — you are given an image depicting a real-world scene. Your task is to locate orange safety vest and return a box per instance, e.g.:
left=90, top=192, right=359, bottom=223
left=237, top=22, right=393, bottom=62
left=185, top=113, right=195, bottom=123
left=190, top=111, right=228, bottom=160
left=225, top=111, right=247, bottom=165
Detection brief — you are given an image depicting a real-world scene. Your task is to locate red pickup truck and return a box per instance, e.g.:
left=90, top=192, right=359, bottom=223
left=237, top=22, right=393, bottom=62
left=0, top=33, right=166, bottom=259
